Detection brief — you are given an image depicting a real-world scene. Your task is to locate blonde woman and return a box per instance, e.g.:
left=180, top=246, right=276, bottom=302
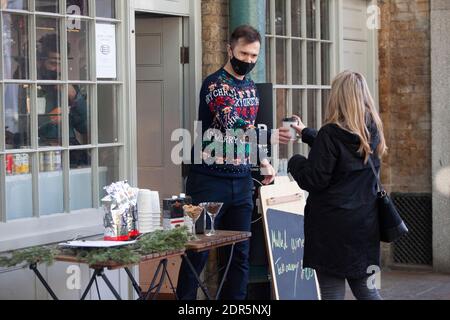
left=288, top=71, right=387, bottom=300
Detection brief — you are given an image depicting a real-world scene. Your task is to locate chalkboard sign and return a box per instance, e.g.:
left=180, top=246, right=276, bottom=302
left=265, top=208, right=321, bottom=300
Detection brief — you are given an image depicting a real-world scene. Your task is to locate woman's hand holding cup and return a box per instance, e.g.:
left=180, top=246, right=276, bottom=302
left=291, top=115, right=307, bottom=136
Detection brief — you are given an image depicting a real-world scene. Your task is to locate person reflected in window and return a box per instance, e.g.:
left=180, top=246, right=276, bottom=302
left=37, top=33, right=89, bottom=167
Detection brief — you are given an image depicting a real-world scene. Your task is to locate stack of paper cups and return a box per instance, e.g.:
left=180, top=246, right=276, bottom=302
left=138, top=190, right=162, bottom=234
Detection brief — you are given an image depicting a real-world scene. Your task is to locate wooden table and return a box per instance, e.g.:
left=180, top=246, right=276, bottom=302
left=29, top=230, right=251, bottom=300
left=182, top=230, right=252, bottom=300
left=30, top=249, right=185, bottom=300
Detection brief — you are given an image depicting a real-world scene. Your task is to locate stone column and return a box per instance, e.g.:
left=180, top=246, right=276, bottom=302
left=431, top=0, right=450, bottom=273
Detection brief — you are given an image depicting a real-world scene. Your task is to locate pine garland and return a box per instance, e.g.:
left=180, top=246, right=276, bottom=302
left=0, top=227, right=189, bottom=268
left=0, top=246, right=57, bottom=268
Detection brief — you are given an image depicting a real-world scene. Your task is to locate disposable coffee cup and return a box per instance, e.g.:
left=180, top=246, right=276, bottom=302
left=282, top=117, right=299, bottom=141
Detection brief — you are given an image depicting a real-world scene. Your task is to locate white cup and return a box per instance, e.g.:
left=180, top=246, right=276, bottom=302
left=282, top=117, right=300, bottom=141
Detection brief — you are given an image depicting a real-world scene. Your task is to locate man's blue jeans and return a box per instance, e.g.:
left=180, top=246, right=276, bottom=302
left=176, top=171, right=254, bottom=300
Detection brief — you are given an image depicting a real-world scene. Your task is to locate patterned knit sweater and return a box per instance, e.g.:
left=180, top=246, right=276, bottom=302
left=190, top=68, right=267, bottom=178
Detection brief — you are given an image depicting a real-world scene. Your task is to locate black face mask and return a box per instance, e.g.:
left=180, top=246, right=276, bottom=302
left=230, top=54, right=256, bottom=76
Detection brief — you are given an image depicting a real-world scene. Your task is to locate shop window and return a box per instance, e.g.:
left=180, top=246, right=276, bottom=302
left=96, top=0, right=115, bottom=19
left=266, top=0, right=333, bottom=159
left=66, top=0, right=89, bottom=16
left=36, top=17, right=61, bottom=80
left=2, top=13, right=29, bottom=80
left=98, top=84, right=119, bottom=144
left=98, top=147, right=120, bottom=198
left=4, top=84, right=31, bottom=150
left=38, top=84, right=63, bottom=147
left=67, top=19, right=90, bottom=80
left=68, top=84, right=91, bottom=146
left=0, top=0, right=123, bottom=222
left=36, top=0, right=59, bottom=13
left=0, top=0, right=28, bottom=11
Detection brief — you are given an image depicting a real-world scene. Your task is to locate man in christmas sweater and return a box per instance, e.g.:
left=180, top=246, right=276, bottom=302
left=177, top=25, right=292, bottom=300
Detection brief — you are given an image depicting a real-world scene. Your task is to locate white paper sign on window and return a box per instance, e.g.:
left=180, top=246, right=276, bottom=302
left=96, top=23, right=117, bottom=79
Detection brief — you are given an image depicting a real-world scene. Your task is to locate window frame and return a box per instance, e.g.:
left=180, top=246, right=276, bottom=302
left=0, top=0, right=127, bottom=252
left=266, top=0, right=338, bottom=158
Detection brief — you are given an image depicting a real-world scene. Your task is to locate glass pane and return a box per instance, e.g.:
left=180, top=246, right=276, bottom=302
left=4, top=84, right=30, bottom=149
left=291, top=0, right=302, bottom=38
left=69, top=84, right=90, bottom=147
left=39, top=150, right=64, bottom=216
left=35, top=0, right=59, bottom=13
left=1, top=0, right=28, bottom=10
left=321, top=43, right=331, bottom=85
left=321, top=0, right=330, bottom=40
left=322, top=89, right=330, bottom=123
left=292, top=90, right=303, bottom=120
left=66, top=0, right=88, bottom=16
left=2, top=13, right=29, bottom=79
left=98, top=85, right=119, bottom=144
left=275, top=0, right=286, bottom=36
left=292, top=40, right=302, bottom=85
left=292, top=90, right=303, bottom=156
left=276, top=89, right=288, bottom=160
left=67, top=20, right=89, bottom=80
left=276, top=38, right=286, bottom=84
left=36, top=17, right=61, bottom=80
left=265, top=0, right=270, bottom=34
left=265, top=38, right=271, bottom=83
left=306, top=0, right=316, bottom=39
left=70, top=149, right=92, bottom=211
left=307, top=41, right=316, bottom=85
left=38, top=85, right=62, bottom=147
left=96, top=0, right=115, bottom=19
left=99, top=147, right=120, bottom=198
left=5, top=153, right=33, bottom=220
left=307, top=90, right=317, bottom=129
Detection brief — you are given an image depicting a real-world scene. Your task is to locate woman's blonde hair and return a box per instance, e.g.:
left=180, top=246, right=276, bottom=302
left=324, top=70, right=387, bottom=163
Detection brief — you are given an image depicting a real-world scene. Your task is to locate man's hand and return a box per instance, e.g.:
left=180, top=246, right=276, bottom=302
left=260, top=159, right=276, bottom=185
left=271, top=127, right=292, bottom=145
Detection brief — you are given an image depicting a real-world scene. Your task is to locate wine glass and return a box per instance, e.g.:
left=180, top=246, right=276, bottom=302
left=183, top=205, right=204, bottom=240
left=200, top=202, right=223, bottom=236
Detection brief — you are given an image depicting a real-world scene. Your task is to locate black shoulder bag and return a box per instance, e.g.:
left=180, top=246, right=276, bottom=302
left=368, top=157, right=409, bottom=243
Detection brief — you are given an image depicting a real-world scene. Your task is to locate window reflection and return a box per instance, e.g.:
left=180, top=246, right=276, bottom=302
left=4, top=84, right=31, bottom=149
left=68, top=20, right=90, bottom=80
left=2, top=13, right=29, bottom=79
left=66, top=0, right=88, bottom=16
left=35, top=0, right=59, bottom=13
left=38, top=85, right=62, bottom=147
left=0, top=0, right=28, bottom=10
left=96, top=0, right=115, bottom=19
left=37, top=18, right=61, bottom=80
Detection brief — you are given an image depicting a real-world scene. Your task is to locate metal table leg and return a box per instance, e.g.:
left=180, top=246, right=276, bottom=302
left=124, top=267, right=144, bottom=299
left=215, top=243, right=235, bottom=300
left=181, top=254, right=213, bottom=300
left=81, top=269, right=100, bottom=300
left=81, top=268, right=122, bottom=300
left=30, top=263, right=59, bottom=300
left=143, top=259, right=165, bottom=300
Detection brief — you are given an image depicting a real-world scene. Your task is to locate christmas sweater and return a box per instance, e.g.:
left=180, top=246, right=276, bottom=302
left=190, top=68, right=268, bottom=178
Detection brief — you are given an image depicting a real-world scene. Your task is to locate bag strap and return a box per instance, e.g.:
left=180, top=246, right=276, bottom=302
left=368, top=155, right=386, bottom=195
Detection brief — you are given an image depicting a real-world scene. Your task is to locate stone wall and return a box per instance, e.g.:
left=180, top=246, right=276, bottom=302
left=378, top=0, right=432, bottom=194
left=202, top=0, right=229, bottom=79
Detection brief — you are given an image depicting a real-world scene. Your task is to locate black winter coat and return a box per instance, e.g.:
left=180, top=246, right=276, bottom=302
left=288, top=123, right=381, bottom=279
